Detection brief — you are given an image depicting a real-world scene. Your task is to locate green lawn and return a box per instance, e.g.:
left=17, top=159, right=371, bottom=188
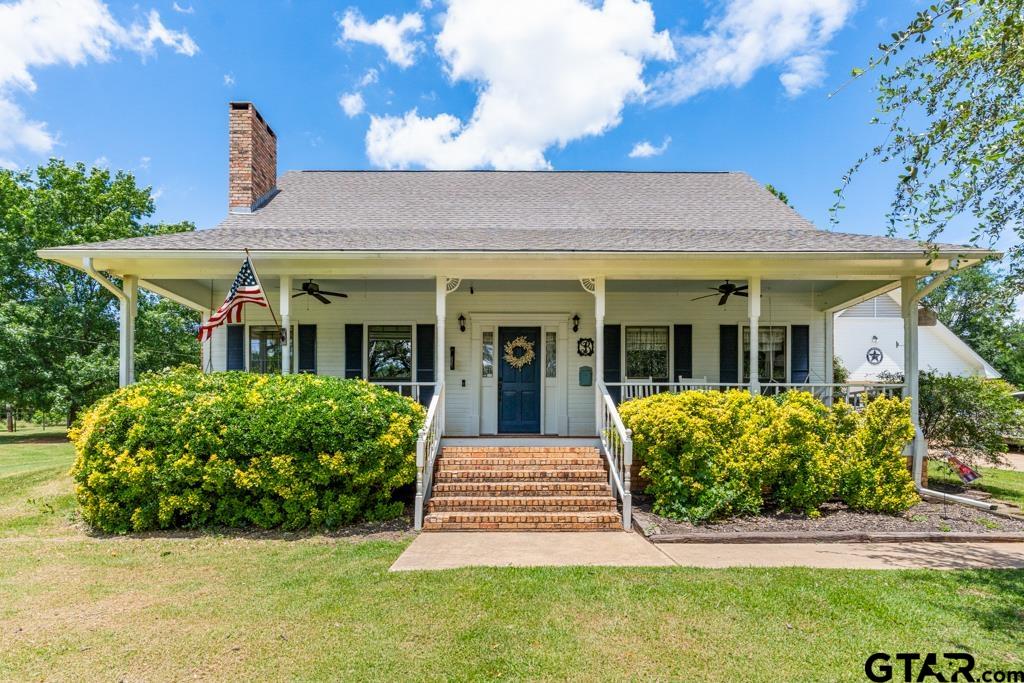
left=929, top=461, right=1024, bottom=509
left=2, top=440, right=1023, bottom=681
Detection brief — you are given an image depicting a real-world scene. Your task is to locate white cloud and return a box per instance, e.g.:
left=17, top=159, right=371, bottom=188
left=0, top=158, right=18, bottom=170
left=365, top=0, right=673, bottom=170
left=172, top=2, right=194, bottom=14
left=651, top=0, right=855, bottom=104
left=628, top=135, right=671, bottom=158
left=420, top=0, right=433, bottom=9
left=338, top=8, right=424, bottom=68
left=139, top=155, right=151, bottom=169
left=0, top=0, right=197, bottom=160
left=339, top=91, right=365, bottom=118
left=358, top=67, right=379, bottom=87
left=223, top=73, right=235, bottom=86
left=151, top=185, right=164, bottom=199
left=93, top=155, right=109, bottom=168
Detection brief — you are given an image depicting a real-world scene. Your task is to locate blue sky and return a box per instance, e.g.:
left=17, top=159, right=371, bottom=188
left=0, top=0, right=990, bottom=254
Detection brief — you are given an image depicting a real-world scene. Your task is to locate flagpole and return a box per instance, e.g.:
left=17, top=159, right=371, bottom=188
left=244, top=248, right=281, bottom=334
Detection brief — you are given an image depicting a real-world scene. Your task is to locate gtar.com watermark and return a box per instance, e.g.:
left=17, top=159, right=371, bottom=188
left=865, top=653, right=1023, bottom=682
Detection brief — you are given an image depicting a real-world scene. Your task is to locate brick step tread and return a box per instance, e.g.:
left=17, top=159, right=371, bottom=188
left=423, top=522, right=622, bottom=531
left=442, top=447, right=599, bottom=453
left=432, top=482, right=614, bottom=496
left=428, top=496, right=617, bottom=512
left=425, top=511, right=621, bottom=522
left=434, top=470, right=609, bottom=482
left=437, top=459, right=604, bottom=469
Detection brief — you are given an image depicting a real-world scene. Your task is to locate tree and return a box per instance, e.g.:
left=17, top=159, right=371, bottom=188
left=921, top=264, right=1024, bottom=386
left=0, top=160, right=199, bottom=424
left=765, top=184, right=792, bottom=207
left=835, top=0, right=1024, bottom=280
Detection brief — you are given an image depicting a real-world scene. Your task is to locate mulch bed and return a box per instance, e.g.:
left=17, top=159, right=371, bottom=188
left=633, top=494, right=1024, bottom=543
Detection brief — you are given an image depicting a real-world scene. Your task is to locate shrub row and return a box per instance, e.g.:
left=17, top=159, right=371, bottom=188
left=619, top=390, right=917, bottom=523
left=70, top=367, right=424, bottom=533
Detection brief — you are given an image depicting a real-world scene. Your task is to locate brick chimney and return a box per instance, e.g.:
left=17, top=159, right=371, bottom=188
left=229, top=102, right=277, bottom=213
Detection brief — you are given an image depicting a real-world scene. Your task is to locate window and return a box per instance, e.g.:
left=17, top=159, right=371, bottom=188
left=368, top=325, right=413, bottom=381
left=743, top=326, right=787, bottom=383
left=625, top=326, right=669, bottom=381
left=545, top=331, right=557, bottom=378
left=249, top=326, right=286, bottom=374
left=481, top=330, right=494, bottom=378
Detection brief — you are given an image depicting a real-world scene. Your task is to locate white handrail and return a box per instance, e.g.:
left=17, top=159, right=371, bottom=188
left=608, top=381, right=905, bottom=408
left=597, top=380, right=632, bottom=530
left=413, top=380, right=445, bottom=530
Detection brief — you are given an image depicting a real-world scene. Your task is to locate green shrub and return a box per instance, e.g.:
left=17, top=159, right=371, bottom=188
left=837, top=397, right=918, bottom=513
left=70, top=367, right=424, bottom=533
left=620, top=390, right=917, bottom=523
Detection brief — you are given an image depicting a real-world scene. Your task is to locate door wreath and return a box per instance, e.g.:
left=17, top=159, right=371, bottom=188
left=503, top=336, right=535, bottom=369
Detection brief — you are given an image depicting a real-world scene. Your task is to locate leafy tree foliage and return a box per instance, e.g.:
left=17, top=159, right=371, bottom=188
left=0, top=160, right=199, bottom=423
left=922, top=265, right=1024, bottom=386
left=836, top=0, right=1024, bottom=276
left=765, top=184, right=793, bottom=207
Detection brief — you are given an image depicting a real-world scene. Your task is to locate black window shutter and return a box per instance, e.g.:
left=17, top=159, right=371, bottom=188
left=297, top=325, right=317, bottom=374
left=415, top=324, right=435, bottom=406
left=791, top=325, right=810, bottom=383
left=226, top=325, right=245, bottom=371
left=719, top=325, right=739, bottom=384
left=604, top=324, right=621, bottom=404
left=673, top=324, right=693, bottom=380
left=344, top=324, right=363, bottom=379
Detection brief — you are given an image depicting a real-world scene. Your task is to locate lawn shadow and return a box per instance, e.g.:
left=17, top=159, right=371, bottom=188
left=899, top=564, right=1024, bottom=640
left=0, top=431, right=70, bottom=445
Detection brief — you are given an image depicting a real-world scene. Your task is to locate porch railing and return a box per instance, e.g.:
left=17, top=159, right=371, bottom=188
left=597, top=380, right=632, bottom=531
left=413, top=380, right=445, bottom=531
left=609, top=381, right=905, bottom=409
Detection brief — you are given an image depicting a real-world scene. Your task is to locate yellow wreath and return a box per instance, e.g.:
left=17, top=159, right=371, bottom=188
left=503, top=336, right=535, bottom=370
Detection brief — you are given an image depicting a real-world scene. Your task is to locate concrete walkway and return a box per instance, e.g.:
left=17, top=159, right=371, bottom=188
left=390, top=532, right=1024, bottom=571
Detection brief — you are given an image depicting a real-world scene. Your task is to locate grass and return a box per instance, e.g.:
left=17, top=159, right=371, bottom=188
left=929, top=460, right=1024, bottom=509
left=2, top=441, right=1023, bottom=681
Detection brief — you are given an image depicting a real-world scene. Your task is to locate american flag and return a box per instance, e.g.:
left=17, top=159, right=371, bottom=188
left=197, top=257, right=268, bottom=341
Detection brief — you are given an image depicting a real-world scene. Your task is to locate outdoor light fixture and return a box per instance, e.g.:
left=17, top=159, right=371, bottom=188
left=871, top=335, right=878, bottom=343
left=458, top=314, right=466, bottom=332
left=572, top=314, right=580, bottom=332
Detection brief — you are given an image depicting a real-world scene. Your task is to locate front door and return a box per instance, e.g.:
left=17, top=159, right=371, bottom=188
left=498, top=327, right=542, bottom=433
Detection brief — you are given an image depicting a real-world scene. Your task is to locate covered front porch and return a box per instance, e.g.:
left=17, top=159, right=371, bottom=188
left=46, top=250, right=966, bottom=530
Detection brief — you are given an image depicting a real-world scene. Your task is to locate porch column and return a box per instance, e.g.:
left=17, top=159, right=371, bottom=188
left=593, top=276, right=606, bottom=428
left=280, top=275, right=291, bottom=374
left=436, top=276, right=447, bottom=387
left=200, top=309, right=212, bottom=373
left=824, top=311, right=834, bottom=384
left=901, top=276, right=923, bottom=483
left=747, top=277, right=761, bottom=396
left=118, top=275, right=138, bottom=387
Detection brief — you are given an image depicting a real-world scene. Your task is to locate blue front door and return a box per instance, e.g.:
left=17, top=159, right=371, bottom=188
left=498, top=327, right=542, bottom=433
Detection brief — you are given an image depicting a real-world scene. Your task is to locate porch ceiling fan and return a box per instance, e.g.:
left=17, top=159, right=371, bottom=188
left=691, top=281, right=748, bottom=306
left=292, top=279, right=348, bottom=304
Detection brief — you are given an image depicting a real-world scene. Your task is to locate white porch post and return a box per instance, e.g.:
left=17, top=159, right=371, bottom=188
left=824, top=310, right=835, bottom=404
left=436, top=277, right=447, bottom=387
left=901, top=276, right=923, bottom=483
left=200, top=309, right=212, bottom=373
left=593, top=276, right=606, bottom=428
left=747, top=277, right=761, bottom=396
left=280, top=275, right=291, bottom=374
left=118, top=275, right=138, bottom=387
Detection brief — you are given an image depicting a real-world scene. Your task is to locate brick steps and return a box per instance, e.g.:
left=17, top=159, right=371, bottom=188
left=432, top=481, right=614, bottom=497
left=422, top=511, right=622, bottom=531
left=428, top=496, right=617, bottom=513
left=425, top=445, right=621, bottom=531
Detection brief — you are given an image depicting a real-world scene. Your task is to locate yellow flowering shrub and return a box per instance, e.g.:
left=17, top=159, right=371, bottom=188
left=70, top=366, right=424, bottom=533
left=619, top=390, right=917, bottom=522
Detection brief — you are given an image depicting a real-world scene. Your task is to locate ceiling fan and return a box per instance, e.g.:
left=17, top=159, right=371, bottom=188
left=292, top=279, right=348, bottom=304
left=691, top=281, right=748, bottom=306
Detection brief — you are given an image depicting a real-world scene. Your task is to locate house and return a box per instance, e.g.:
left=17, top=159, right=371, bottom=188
left=835, top=290, right=1000, bottom=381
left=39, top=102, right=997, bottom=531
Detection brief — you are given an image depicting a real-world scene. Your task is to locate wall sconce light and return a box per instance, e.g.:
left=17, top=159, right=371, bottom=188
left=871, top=335, right=878, bottom=344
left=450, top=346, right=456, bottom=371
left=458, top=314, right=466, bottom=332
left=572, top=314, right=580, bottom=333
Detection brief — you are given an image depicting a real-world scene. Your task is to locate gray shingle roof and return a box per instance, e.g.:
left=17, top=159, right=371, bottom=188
left=47, top=171, right=980, bottom=254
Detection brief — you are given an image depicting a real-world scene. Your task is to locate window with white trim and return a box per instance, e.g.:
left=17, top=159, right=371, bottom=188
left=368, top=325, right=413, bottom=381
left=625, top=326, right=669, bottom=381
left=742, top=326, right=787, bottom=383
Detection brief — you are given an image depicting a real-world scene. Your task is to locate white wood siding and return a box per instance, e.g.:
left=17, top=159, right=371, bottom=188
left=205, top=281, right=828, bottom=435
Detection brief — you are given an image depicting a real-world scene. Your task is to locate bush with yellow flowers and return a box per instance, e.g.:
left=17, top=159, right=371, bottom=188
left=619, top=390, right=916, bottom=523
left=70, top=366, right=424, bottom=533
